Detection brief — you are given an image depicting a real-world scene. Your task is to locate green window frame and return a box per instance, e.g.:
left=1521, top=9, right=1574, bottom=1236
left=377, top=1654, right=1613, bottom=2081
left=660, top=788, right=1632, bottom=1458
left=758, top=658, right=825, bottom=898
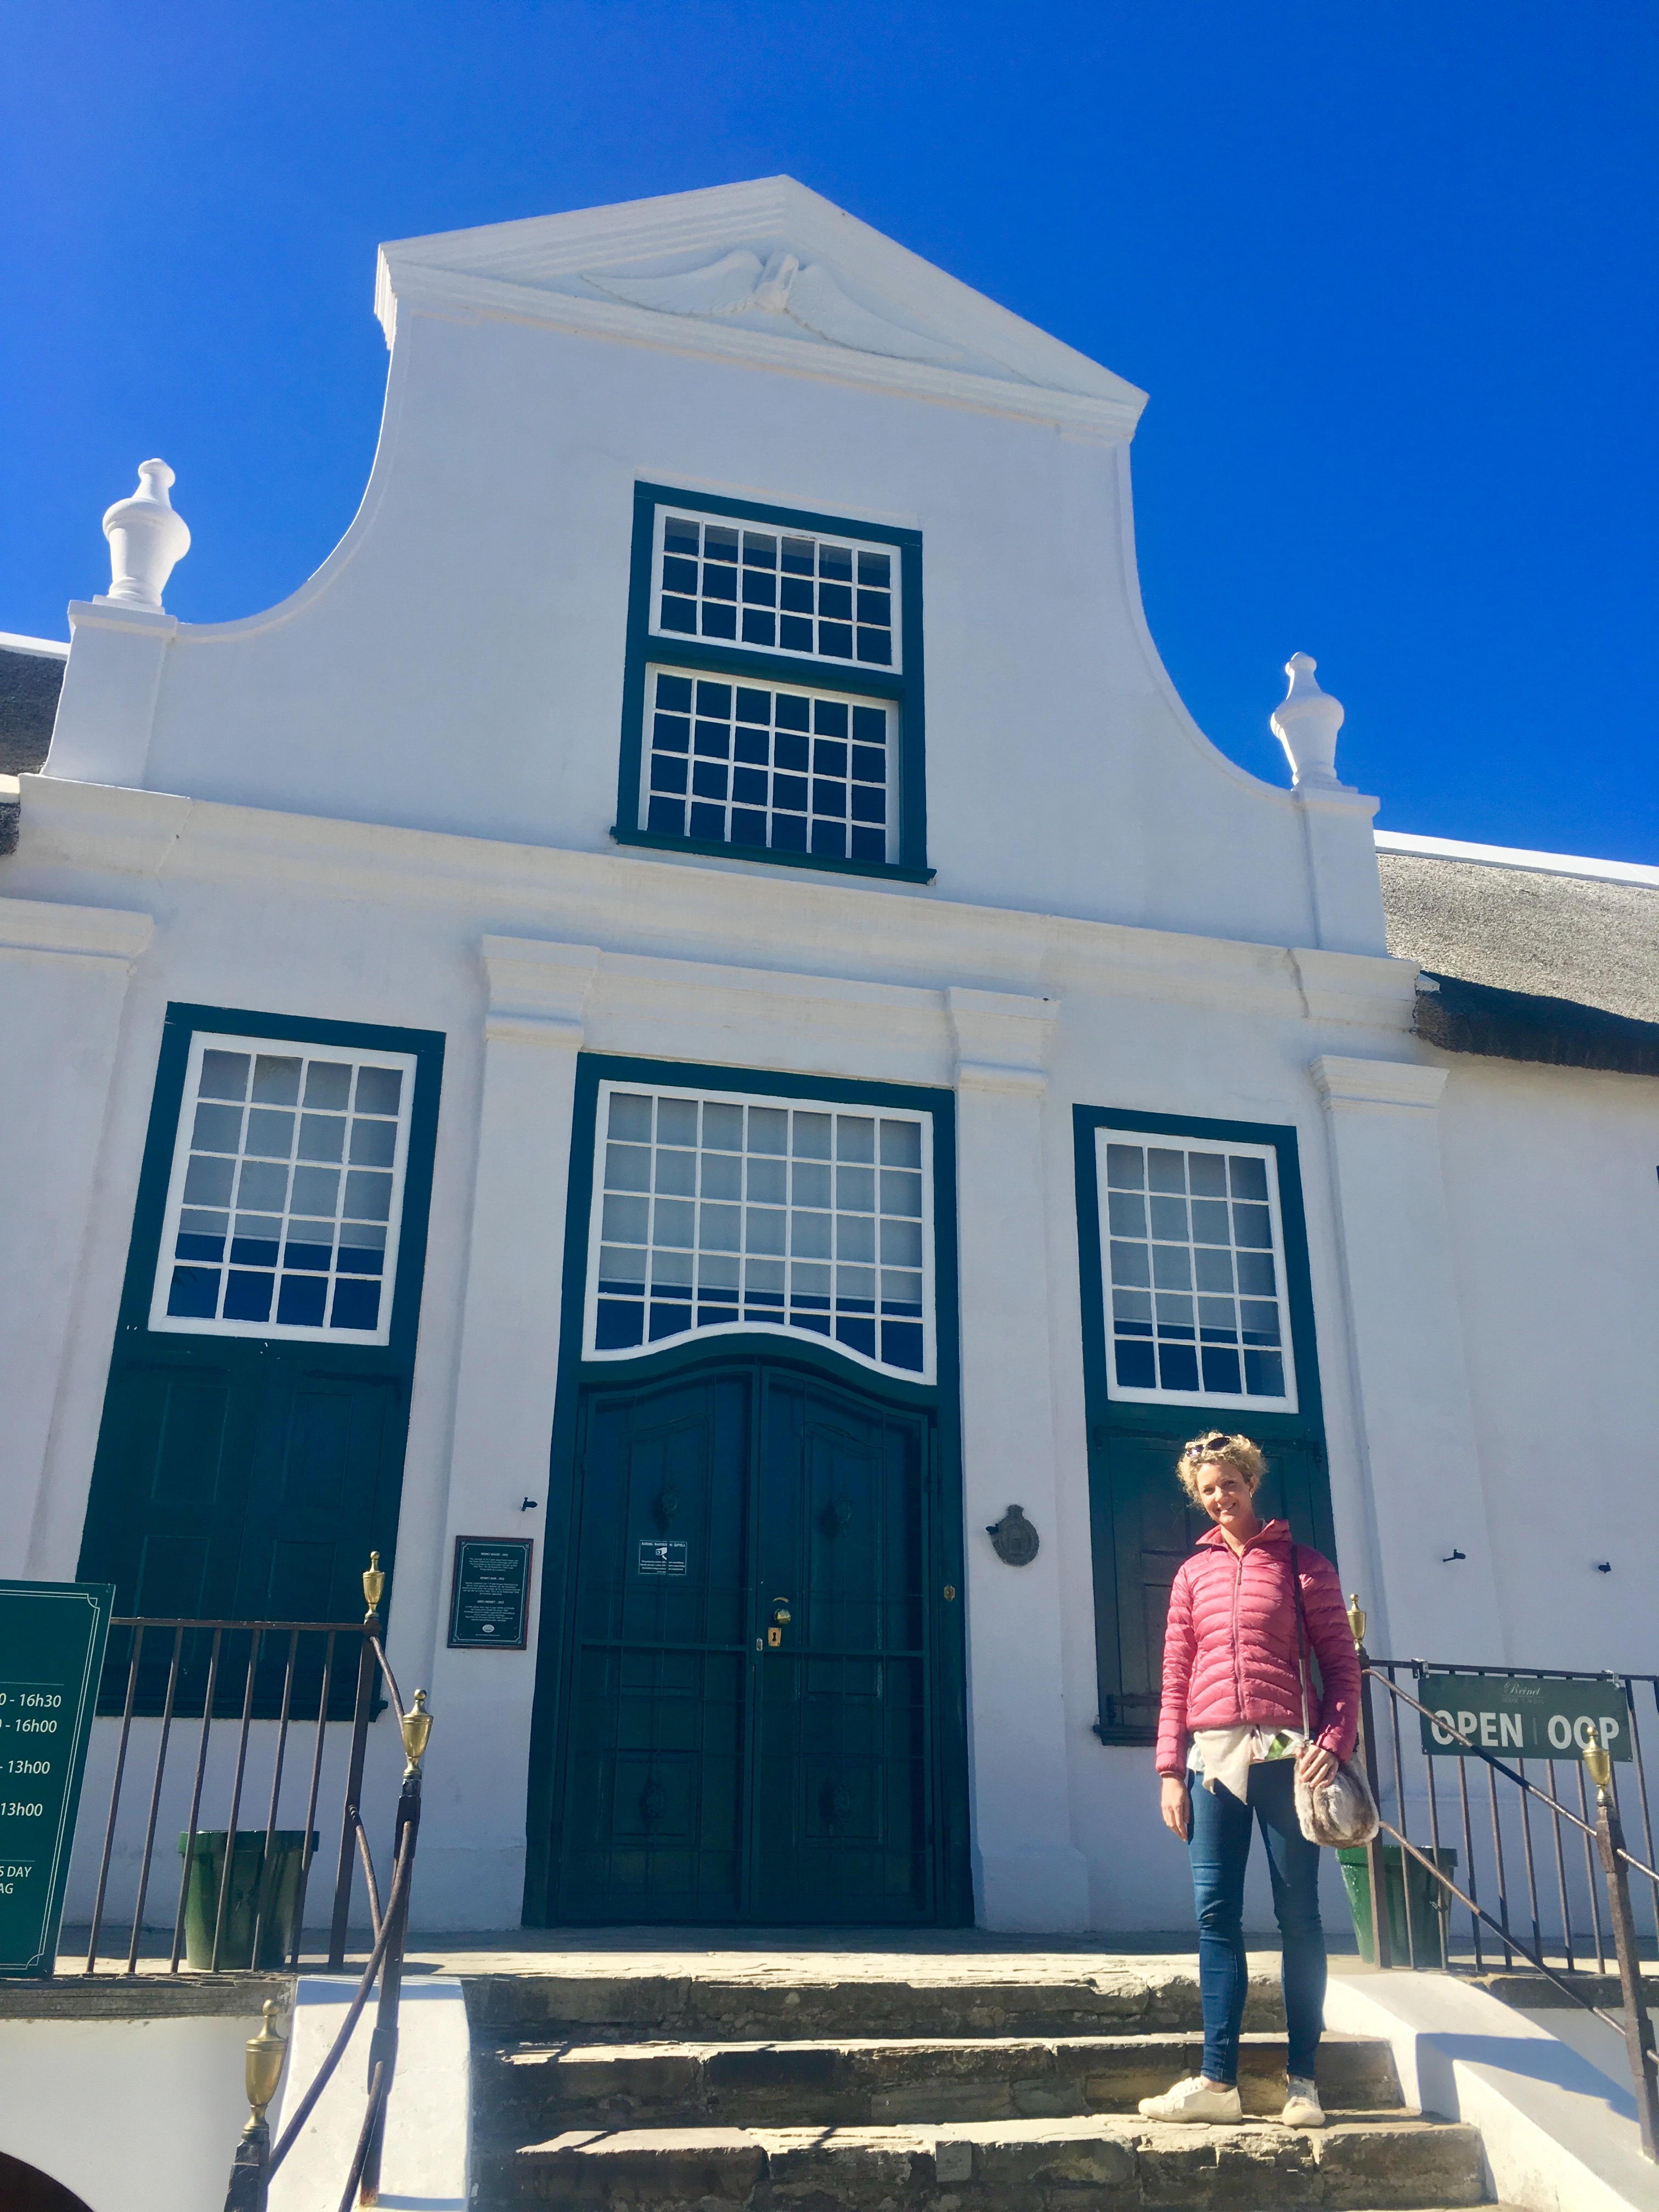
left=76, top=1003, right=444, bottom=1655
left=1073, top=1105, right=1336, bottom=1746
left=612, top=482, right=932, bottom=884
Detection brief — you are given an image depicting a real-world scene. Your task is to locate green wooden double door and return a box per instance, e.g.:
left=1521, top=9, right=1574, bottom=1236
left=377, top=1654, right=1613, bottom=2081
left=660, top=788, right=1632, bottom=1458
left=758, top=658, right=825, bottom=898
left=547, top=1358, right=945, bottom=1924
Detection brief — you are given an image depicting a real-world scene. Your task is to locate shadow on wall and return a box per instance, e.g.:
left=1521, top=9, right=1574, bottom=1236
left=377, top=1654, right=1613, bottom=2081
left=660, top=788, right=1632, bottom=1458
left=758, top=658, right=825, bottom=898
left=0, top=2151, right=96, bottom=2212
left=1415, top=2030, right=1638, bottom=2126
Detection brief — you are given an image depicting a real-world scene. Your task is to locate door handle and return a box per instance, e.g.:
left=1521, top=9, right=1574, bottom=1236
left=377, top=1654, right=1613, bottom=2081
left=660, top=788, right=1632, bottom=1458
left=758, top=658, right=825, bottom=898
left=767, top=1598, right=792, bottom=1649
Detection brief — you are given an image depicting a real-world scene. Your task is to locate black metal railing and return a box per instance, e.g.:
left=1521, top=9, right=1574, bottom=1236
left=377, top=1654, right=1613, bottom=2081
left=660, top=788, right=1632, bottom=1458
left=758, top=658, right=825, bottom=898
left=78, top=1555, right=411, bottom=1979
left=1345, top=1602, right=1658, bottom=2160
left=84, top=1614, right=362, bottom=1976
left=224, top=1640, right=429, bottom=2208
left=200, top=1556, right=432, bottom=2209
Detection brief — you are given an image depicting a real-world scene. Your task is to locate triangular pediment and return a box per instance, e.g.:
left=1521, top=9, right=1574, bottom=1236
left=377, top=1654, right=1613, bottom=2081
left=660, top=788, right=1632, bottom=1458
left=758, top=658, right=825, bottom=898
left=376, top=178, right=1147, bottom=437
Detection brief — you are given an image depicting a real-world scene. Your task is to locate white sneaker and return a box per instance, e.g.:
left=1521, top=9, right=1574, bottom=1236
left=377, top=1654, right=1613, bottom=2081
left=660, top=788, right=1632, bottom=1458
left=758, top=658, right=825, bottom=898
left=1137, top=2073, right=1243, bottom=2122
left=1282, top=2075, right=1325, bottom=2127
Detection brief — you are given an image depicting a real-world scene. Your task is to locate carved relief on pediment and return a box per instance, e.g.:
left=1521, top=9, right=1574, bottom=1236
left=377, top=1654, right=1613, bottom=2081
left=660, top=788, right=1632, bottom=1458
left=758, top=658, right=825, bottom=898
left=584, top=247, right=1016, bottom=376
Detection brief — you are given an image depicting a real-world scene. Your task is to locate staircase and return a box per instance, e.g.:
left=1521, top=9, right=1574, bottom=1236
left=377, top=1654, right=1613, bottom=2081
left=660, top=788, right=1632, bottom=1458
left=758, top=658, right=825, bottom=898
left=465, top=1953, right=1496, bottom=2209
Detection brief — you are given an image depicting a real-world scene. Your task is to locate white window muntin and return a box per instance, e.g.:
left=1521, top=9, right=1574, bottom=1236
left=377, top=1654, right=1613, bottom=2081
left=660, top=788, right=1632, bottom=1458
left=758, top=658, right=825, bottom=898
left=148, top=1031, right=417, bottom=1346
left=584, top=1079, right=934, bottom=1384
left=640, top=667, right=895, bottom=866
left=1096, top=1128, right=1297, bottom=1412
left=649, top=505, right=900, bottom=673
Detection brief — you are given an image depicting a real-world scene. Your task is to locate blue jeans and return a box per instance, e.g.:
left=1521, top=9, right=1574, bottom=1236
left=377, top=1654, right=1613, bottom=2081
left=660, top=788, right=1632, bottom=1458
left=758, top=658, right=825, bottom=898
left=1187, top=1756, right=1325, bottom=2083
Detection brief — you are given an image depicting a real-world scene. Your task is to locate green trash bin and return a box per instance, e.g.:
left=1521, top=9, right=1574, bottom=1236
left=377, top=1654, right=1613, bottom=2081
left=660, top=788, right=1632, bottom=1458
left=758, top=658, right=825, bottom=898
left=1338, top=1843, right=1457, bottom=1968
left=177, top=1829, right=319, bottom=1970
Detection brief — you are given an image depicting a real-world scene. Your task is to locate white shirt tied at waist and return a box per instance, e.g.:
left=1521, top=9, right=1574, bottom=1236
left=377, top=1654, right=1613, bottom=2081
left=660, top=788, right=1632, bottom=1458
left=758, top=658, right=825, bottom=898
left=1188, top=1724, right=1309, bottom=1805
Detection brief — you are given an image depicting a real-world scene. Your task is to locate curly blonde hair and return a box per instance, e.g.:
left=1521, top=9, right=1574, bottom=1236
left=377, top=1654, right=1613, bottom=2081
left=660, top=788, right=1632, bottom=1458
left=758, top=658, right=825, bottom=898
left=1176, top=1430, right=1266, bottom=1502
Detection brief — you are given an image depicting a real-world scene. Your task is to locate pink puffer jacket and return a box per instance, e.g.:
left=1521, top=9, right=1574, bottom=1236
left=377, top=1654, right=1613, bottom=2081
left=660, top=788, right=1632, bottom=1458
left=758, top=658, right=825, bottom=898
left=1155, top=1519, right=1359, bottom=1778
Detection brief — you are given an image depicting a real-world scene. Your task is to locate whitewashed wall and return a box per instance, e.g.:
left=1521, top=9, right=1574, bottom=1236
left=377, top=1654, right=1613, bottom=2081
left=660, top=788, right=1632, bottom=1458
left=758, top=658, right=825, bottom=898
left=0, top=769, right=1516, bottom=1933
left=0, top=2012, right=256, bottom=2210
left=1433, top=1054, right=1659, bottom=1669
left=3, top=187, right=1650, bottom=1935
left=43, top=256, right=1381, bottom=958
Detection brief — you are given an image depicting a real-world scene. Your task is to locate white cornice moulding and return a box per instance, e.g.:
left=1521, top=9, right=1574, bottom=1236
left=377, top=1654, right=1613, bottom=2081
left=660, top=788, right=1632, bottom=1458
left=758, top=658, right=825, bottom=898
left=1293, top=949, right=1419, bottom=1028
left=0, top=895, right=154, bottom=966
left=1295, top=783, right=1381, bottom=823
left=382, top=264, right=1142, bottom=444
left=1310, top=1054, right=1448, bottom=1111
left=481, top=936, right=600, bottom=1046
left=19, top=778, right=1419, bottom=1034
left=68, top=600, right=180, bottom=644
left=946, top=985, right=1057, bottom=1096
left=18, top=776, right=192, bottom=877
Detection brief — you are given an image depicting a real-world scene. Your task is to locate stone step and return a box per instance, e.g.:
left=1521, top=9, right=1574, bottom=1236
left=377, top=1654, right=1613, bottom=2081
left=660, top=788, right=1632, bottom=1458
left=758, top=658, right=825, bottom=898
left=479, top=2113, right=1489, bottom=2210
left=479, top=2029, right=1403, bottom=2134
left=462, top=1960, right=1282, bottom=2043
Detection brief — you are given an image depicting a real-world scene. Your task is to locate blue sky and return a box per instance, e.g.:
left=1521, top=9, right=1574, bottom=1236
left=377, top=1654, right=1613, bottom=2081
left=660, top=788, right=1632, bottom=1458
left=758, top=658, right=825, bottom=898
left=3, top=2, right=1654, bottom=857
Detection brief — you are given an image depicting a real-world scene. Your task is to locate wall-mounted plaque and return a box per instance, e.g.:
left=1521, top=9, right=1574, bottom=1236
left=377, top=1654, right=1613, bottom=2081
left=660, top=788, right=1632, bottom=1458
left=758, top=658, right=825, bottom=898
left=0, top=1578, right=114, bottom=1977
left=637, top=1540, right=688, bottom=1578
left=986, top=1505, right=1039, bottom=1566
left=447, top=1537, right=533, bottom=1650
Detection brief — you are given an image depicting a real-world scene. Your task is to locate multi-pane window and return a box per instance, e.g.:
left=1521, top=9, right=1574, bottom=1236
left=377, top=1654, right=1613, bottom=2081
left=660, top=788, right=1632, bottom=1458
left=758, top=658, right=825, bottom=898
left=586, top=1084, right=932, bottom=1380
left=642, top=672, right=890, bottom=864
left=620, top=485, right=924, bottom=880
left=1096, top=1131, right=1295, bottom=1409
left=149, top=1034, right=415, bottom=1345
left=654, top=512, right=896, bottom=669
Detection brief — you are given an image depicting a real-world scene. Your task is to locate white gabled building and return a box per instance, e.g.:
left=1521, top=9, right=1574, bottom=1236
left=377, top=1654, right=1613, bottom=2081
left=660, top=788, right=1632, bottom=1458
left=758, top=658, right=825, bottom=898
left=2, top=177, right=1654, bottom=1937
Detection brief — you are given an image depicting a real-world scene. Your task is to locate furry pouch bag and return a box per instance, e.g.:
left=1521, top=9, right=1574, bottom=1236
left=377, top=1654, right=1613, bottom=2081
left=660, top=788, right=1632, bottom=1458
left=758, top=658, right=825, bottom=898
left=1290, top=1543, right=1381, bottom=1848
left=1294, top=1754, right=1380, bottom=1848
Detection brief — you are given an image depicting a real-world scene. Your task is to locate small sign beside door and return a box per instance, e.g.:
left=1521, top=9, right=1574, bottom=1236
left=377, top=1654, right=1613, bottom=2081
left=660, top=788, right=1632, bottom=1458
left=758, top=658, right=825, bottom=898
left=0, top=1578, right=114, bottom=1976
left=1418, top=1673, right=1633, bottom=1761
left=637, top=1541, right=688, bottom=1578
left=447, top=1537, right=533, bottom=1650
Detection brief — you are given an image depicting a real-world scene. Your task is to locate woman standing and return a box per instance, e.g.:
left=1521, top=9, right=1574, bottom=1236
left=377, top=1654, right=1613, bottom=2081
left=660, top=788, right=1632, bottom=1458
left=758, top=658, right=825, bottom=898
left=1138, top=1431, right=1359, bottom=2129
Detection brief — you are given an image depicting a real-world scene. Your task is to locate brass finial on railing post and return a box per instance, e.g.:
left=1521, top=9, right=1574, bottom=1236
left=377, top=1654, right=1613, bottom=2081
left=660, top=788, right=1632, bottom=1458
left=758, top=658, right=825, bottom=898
left=399, top=1688, right=432, bottom=1779
left=1582, top=1723, right=1659, bottom=2158
left=223, top=1999, right=286, bottom=2208
left=1346, top=1593, right=1367, bottom=1650
left=329, top=1554, right=388, bottom=1972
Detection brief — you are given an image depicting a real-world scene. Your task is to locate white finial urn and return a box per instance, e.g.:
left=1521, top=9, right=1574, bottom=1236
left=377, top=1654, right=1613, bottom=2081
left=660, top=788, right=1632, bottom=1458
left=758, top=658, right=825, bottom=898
left=1271, top=652, right=1346, bottom=789
left=102, top=460, right=190, bottom=612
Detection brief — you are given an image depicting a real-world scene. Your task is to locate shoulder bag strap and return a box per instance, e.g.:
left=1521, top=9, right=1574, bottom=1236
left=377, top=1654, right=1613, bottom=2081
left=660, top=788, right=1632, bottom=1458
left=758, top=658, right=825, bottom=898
left=1290, top=1541, right=1312, bottom=1740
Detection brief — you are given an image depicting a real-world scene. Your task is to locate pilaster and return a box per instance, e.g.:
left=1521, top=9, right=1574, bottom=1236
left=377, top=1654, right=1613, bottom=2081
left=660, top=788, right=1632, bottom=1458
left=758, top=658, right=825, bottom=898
left=43, top=601, right=178, bottom=791
left=1, top=899, right=154, bottom=1575
left=1296, top=783, right=1387, bottom=955
left=1310, top=1053, right=1503, bottom=1660
left=946, top=986, right=1091, bottom=1931
left=422, top=935, right=599, bottom=1925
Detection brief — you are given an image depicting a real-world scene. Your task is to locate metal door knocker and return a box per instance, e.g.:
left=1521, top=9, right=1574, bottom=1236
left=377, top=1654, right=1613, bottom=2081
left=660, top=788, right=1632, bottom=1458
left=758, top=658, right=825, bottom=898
left=987, top=1505, right=1039, bottom=1566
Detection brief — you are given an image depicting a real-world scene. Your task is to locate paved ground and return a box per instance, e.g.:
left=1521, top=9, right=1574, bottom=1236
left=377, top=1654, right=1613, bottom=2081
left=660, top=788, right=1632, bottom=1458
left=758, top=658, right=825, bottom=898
left=400, top=1931, right=1350, bottom=1982
left=57, top=1923, right=1365, bottom=1979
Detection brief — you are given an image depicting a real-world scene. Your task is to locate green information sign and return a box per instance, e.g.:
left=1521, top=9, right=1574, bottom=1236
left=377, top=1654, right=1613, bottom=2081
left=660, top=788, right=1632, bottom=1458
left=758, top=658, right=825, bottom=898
left=447, top=1536, right=532, bottom=1650
left=1418, top=1672, right=1633, bottom=1762
left=0, top=1579, right=114, bottom=1976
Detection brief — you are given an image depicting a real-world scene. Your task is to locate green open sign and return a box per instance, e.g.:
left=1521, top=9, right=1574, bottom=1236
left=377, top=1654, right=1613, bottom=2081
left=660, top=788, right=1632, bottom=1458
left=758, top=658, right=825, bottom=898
left=1418, top=1673, right=1633, bottom=1762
